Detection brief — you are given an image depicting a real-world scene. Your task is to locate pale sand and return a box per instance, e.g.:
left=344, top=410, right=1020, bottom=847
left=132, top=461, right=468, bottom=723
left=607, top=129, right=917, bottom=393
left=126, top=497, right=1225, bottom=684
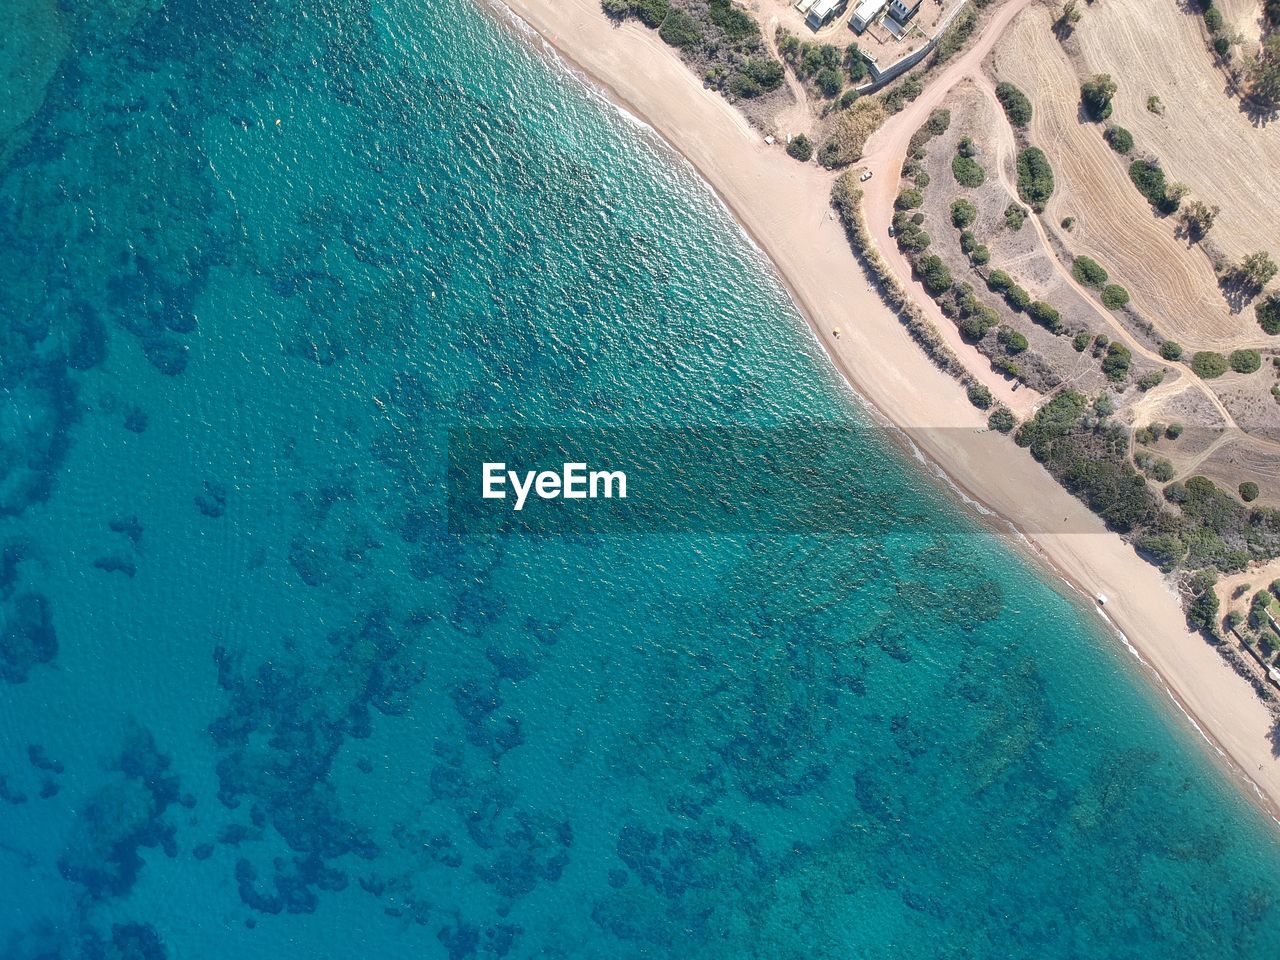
left=493, top=0, right=1280, bottom=819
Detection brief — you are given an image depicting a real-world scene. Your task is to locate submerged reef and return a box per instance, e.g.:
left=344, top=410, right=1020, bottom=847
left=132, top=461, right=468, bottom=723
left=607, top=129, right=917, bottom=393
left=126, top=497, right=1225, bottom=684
left=57, top=724, right=182, bottom=900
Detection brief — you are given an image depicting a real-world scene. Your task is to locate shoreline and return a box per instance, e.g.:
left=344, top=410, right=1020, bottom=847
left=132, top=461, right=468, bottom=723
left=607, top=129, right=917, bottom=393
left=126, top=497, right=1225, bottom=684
left=490, top=0, right=1280, bottom=822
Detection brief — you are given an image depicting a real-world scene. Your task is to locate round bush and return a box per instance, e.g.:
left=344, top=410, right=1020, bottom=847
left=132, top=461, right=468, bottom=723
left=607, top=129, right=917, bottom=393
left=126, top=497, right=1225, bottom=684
left=952, top=154, right=985, bottom=187
left=1103, top=125, right=1134, bottom=154
left=786, top=134, right=813, bottom=162
left=1240, top=481, right=1260, bottom=502
left=1191, top=351, right=1229, bottom=378
left=1160, top=340, right=1183, bottom=360
left=967, top=383, right=993, bottom=409
left=1230, top=349, right=1262, bottom=373
left=988, top=407, right=1015, bottom=433
left=1101, top=284, right=1130, bottom=309
left=951, top=198, right=977, bottom=229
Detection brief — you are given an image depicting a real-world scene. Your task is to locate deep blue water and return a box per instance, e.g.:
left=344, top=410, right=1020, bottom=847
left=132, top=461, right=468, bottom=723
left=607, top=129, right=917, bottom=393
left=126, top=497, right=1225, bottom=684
left=2, top=0, right=1280, bottom=957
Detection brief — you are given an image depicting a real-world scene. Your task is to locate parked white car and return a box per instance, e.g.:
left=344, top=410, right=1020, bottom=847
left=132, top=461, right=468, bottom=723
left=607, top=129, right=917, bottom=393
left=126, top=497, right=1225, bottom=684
left=859, top=170, right=873, bottom=182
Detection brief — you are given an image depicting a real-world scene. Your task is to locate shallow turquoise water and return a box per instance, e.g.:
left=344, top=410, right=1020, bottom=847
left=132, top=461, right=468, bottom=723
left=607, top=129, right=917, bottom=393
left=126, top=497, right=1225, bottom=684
left=1, top=0, right=1280, bottom=957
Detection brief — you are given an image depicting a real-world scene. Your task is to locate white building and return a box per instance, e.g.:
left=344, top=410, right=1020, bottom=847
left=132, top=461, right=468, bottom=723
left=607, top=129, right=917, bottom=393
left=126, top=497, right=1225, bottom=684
left=849, top=0, right=890, bottom=32
left=805, top=0, right=847, bottom=29
left=887, top=0, right=923, bottom=25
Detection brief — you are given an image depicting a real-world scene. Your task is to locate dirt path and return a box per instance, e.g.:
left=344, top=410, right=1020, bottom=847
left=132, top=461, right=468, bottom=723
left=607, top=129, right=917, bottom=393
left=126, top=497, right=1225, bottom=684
left=858, top=0, right=1040, bottom=416
left=965, top=70, right=1247, bottom=432
left=762, top=15, right=813, bottom=140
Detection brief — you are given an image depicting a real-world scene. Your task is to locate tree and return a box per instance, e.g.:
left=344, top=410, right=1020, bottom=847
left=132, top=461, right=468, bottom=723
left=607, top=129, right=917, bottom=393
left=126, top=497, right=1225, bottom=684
left=1240, top=481, right=1260, bottom=502
left=952, top=154, right=985, bottom=187
left=816, top=66, right=844, bottom=98
left=844, top=43, right=868, bottom=82
left=1179, top=199, right=1219, bottom=241
left=1248, top=35, right=1280, bottom=107
left=1081, top=74, right=1118, bottom=120
left=1257, top=294, right=1280, bottom=334
left=786, top=134, right=813, bottom=162
left=1234, top=251, right=1278, bottom=292
left=968, top=383, right=993, bottom=409
left=951, top=198, right=977, bottom=228
left=1102, top=342, right=1132, bottom=381
left=917, top=255, right=953, bottom=294
left=1160, top=340, right=1183, bottom=360
left=1060, top=0, right=1082, bottom=27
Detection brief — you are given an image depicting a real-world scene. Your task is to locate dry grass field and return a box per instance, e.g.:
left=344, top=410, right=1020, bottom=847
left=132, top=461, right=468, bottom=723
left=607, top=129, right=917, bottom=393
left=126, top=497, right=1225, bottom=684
left=989, top=3, right=1254, bottom=351
left=1070, top=0, right=1280, bottom=273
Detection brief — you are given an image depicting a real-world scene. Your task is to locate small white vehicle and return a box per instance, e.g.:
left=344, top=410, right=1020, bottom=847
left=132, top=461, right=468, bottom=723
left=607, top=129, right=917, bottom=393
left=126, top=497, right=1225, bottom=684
left=859, top=169, right=873, bottom=182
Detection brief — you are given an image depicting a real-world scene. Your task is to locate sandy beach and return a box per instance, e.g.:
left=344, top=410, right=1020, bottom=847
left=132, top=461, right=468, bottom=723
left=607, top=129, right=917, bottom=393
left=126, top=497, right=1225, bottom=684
left=493, top=0, right=1280, bottom=819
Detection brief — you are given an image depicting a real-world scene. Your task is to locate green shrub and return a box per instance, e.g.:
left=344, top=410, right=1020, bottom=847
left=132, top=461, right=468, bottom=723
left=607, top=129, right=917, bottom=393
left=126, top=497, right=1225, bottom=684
left=1072, top=256, right=1109, bottom=287
left=1103, top=125, right=1134, bottom=154
left=1004, top=203, right=1027, bottom=230
left=1028, top=300, right=1063, bottom=333
left=1061, top=216, right=1076, bottom=231
left=709, top=0, right=758, bottom=40
left=993, top=356, right=1023, bottom=380
left=1257, top=294, right=1280, bottom=334
left=1016, top=148, right=1054, bottom=212
left=1152, top=459, right=1175, bottom=482
left=659, top=9, right=703, bottom=48
left=917, top=255, right=953, bottom=294
left=986, top=269, right=1013, bottom=292
left=895, top=189, right=924, bottom=210
left=1138, top=369, right=1166, bottom=391
left=1102, top=342, right=1132, bottom=381
left=1129, top=159, right=1178, bottom=214
left=1081, top=74, right=1117, bottom=121
left=1073, top=332, right=1092, bottom=352
left=998, top=326, right=1029, bottom=353
left=1240, top=481, right=1260, bottom=502
left=606, top=0, right=670, bottom=28
left=786, top=134, right=813, bottom=162
left=1204, top=6, right=1224, bottom=33
left=988, top=407, right=1016, bottom=432
left=952, top=154, right=985, bottom=187
left=1191, top=351, right=1229, bottom=378
left=994, top=82, right=1033, bottom=126
left=1101, top=284, right=1130, bottom=309
left=1230, top=348, right=1262, bottom=373
left=968, top=383, right=993, bottom=409
left=1005, top=285, right=1031, bottom=311
left=951, top=198, right=977, bottom=228
left=816, top=66, right=844, bottom=98
left=970, top=245, right=991, bottom=265
left=1160, top=340, right=1183, bottom=360
left=926, top=108, right=951, bottom=135
left=1166, top=422, right=1184, bottom=439
left=739, top=58, right=784, bottom=93
left=959, top=315, right=990, bottom=341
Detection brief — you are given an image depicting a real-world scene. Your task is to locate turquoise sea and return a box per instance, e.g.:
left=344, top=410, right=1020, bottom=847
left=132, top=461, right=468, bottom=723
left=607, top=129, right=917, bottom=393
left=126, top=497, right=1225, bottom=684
left=2, top=0, right=1280, bottom=956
